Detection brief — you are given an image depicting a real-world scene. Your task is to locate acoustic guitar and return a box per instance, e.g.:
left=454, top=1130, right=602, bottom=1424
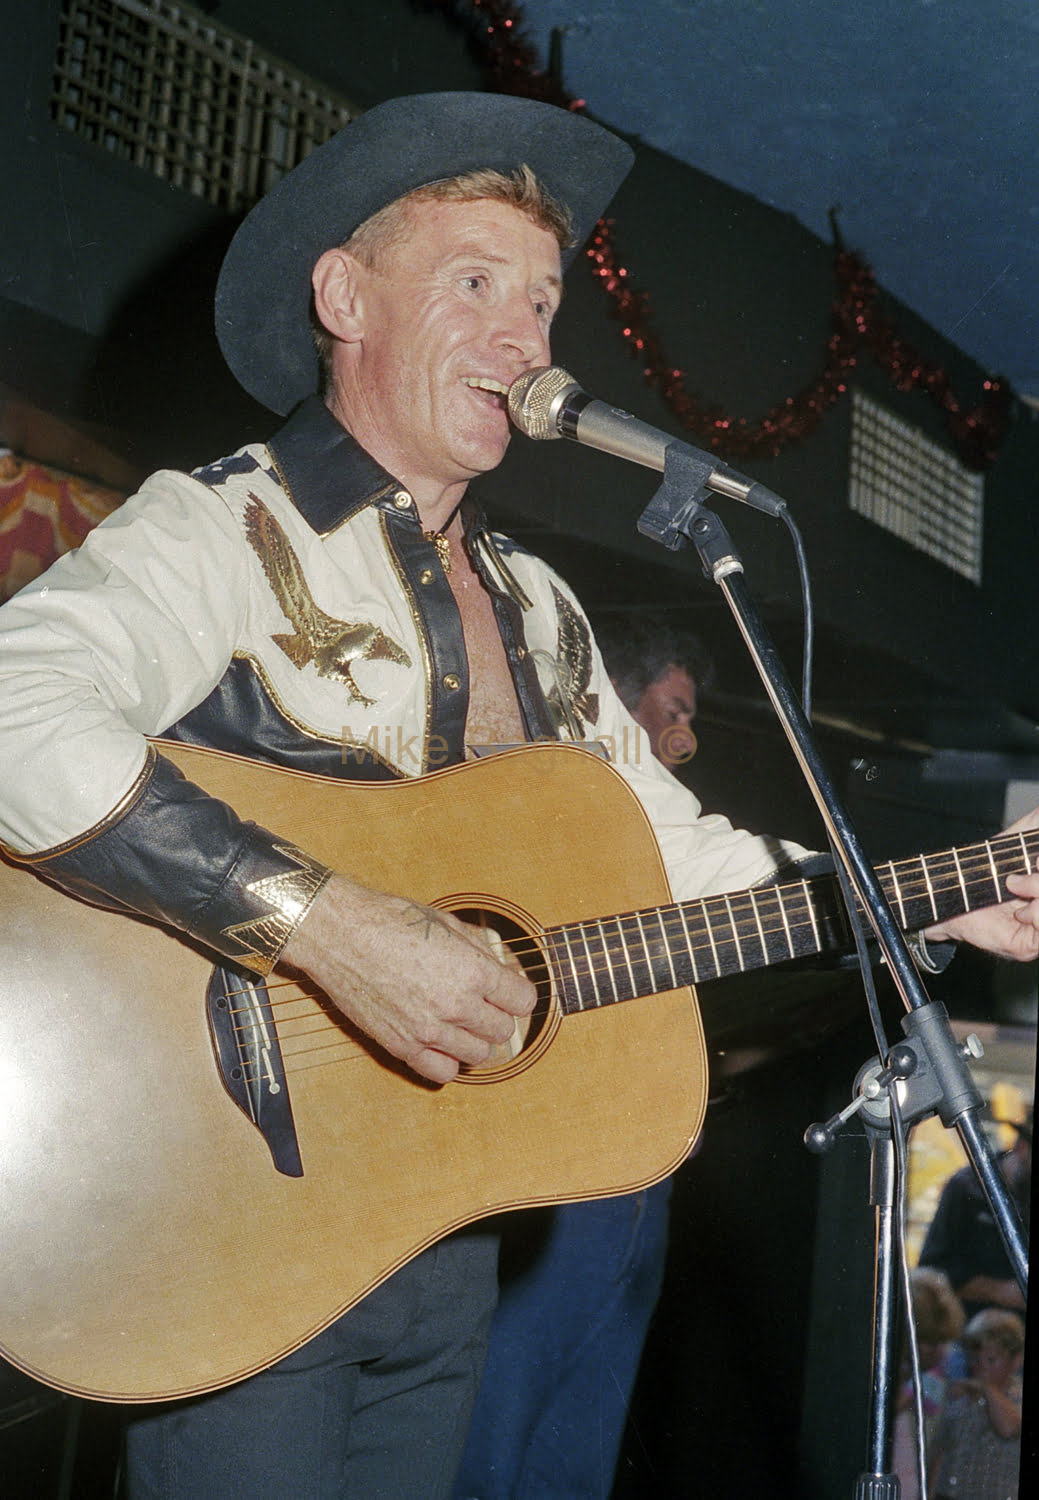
left=0, top=740, right=1032, bottom=1402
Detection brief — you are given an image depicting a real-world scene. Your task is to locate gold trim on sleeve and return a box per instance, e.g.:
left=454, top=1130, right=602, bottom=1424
left=4, top=745, right=159, bottom=863
left=220, top=844, right=332, bottom=975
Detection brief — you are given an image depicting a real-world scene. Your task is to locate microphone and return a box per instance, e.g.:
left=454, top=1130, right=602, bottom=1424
left=507, top=366, right=786, bottom=517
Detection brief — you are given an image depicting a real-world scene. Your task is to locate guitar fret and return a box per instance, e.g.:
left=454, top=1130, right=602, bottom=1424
left=984, top=840, right=1002, bottom=904
left=558, top=926, right=588, bottom=1011
left=646, top=910, right=673, bottom=990
left=723, top=894, right=746, bottom=972
left=1020, top=832, right=1032, bottom=874
left=595, top=919, right=621, bottom=1004
left=633, top=913, right=650, bottom=988
left=568, top=924, right=593, bottom=1004
left=888, top=859, right=907, bottom=927
left=951, top=847, right=969, bottom=908
left=776, top=886, right=795, bottom=958
left=546, top=929, right=580, bottom=1012
left=615, top=917, right=639, bottom=998
left=620, top=914, right=655, bottom=998
left=703, top=900, right=722, bottom=976
left=676, top=904, right=701, bottom=983
left=748, top=888, right=769, bottom=966
left=801, top=879, right=820, bottom=952
left=920, top=854, right=938, bottom=922
left=657, top=910, right=680, bottom=990
left=661, top=907, right=695, bottom=988
left=576, top=922, right=601, bottom=1007
left=563, top=930, right=587, bottom=1014
left=636, top=911, right=670, bottom=994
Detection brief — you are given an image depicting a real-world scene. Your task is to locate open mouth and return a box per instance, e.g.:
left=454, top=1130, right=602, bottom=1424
left=463, top=376, right=509, bottom=411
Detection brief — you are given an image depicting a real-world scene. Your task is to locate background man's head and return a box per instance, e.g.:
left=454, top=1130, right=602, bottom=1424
left=594, top=611, right=714, bottom=769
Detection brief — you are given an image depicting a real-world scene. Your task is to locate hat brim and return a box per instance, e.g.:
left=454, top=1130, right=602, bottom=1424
left=215, top=92, right=634, bottom=416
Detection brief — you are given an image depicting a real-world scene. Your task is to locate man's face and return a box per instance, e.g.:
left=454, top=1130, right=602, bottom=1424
left=335, top=197, right=562, bottom=499
left=632, top=664, right=698, bottom=768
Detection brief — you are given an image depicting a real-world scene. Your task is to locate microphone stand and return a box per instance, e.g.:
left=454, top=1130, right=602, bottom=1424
left=637, top=444, right=1029, bottom=1496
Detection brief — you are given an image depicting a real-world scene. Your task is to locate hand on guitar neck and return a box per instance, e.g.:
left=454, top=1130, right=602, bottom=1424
left=281, top=873, right=537, bottom=1084
left=922, top=802, right=1039, bottom=961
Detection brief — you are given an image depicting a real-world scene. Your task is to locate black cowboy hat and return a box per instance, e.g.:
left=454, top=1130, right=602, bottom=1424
left=215, top=91, right=634, bottom=416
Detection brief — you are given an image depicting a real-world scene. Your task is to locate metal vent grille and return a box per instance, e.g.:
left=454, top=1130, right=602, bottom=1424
left=50, top=0, right=356, bottom=209
left=849, top=389, right=984, bottom=584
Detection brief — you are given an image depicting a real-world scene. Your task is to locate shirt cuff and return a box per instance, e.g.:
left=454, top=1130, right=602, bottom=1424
left=18, top=749, right=331, bottom=975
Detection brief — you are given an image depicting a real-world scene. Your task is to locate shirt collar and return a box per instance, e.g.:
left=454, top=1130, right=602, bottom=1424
left=266, top=397, right=510, bottom=568
left=266, top=396, right=401, bottom=535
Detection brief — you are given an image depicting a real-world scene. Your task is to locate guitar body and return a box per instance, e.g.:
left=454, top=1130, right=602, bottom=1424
left=0, top=742, right=706, bottom=1402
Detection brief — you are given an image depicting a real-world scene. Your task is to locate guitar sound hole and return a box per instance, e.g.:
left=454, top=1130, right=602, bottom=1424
left=445, top=906, right=556, bottom=1081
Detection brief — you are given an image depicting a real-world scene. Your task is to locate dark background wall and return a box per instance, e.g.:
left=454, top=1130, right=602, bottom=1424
left=6, top=2, right=1039, bottom=732
left=1, top=3, right=1034, bottom=1495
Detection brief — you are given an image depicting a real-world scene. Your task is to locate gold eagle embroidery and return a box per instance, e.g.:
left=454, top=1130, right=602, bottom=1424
left=244, top=495, right=411, bottom=708
left=551, top=584, right=600, bottom=730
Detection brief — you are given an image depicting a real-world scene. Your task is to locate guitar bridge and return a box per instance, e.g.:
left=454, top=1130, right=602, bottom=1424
left=206, top=965, right=304, bottom=1178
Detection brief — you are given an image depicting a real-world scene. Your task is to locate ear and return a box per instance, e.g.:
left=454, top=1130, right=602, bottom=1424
left=312, top=248, right=366, bottom=345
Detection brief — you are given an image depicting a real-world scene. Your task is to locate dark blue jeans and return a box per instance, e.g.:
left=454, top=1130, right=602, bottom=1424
left=453, top=1183, right=672, bottom=1500
left=126, top=1231, right=498, bottom=1499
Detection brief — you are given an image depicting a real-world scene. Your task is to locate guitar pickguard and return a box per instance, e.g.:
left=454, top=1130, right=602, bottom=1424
left=206, top=965, right=304, bottom=1177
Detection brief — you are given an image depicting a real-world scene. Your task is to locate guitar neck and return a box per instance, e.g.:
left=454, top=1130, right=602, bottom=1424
left=547, top=827, right=1039, bottom=1015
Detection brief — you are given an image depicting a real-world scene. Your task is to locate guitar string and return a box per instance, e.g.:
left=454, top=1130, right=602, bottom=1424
left=214, top=846, right=1031, bottom=1080
left=220, top=835, right=1038, bottom=1019
left=215, top=836, right=1039, bottom=1075
left=498, top=838, right=1039, bottom=969
left=217, top=985, right=533, bottom=1076
left=222, top=832, right=1037, bottom=1016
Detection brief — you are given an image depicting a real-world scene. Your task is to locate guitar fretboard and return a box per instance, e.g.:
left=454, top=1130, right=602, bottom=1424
left=544, top=828, right=1039, bottom=1014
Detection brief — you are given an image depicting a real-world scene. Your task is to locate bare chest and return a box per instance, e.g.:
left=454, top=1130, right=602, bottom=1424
left=446, top=547, right=526, bottom=754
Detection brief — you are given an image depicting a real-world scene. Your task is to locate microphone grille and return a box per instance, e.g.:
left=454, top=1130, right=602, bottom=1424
left=507, top=366, right=579, bottom=440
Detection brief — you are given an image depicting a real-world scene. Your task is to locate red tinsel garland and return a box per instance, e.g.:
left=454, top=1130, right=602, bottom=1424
left=421, top=0, right=1013, bottom=469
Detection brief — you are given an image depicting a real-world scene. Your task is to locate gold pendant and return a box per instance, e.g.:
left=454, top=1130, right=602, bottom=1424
left=425, top=531, right=452, bottom=575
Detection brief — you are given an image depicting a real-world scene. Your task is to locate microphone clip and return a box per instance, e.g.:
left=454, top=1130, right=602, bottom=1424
left=637, top=445, right=745, bottom=581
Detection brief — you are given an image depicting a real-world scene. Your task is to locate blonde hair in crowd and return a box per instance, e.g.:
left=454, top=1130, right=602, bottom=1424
left=908, top=1266, right=965, bottom=1346
left=963, top=1307, right=1025, bottom=1357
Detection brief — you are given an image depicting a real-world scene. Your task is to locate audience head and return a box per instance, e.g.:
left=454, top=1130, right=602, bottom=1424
left=594, top=610, right=713, bottom=769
